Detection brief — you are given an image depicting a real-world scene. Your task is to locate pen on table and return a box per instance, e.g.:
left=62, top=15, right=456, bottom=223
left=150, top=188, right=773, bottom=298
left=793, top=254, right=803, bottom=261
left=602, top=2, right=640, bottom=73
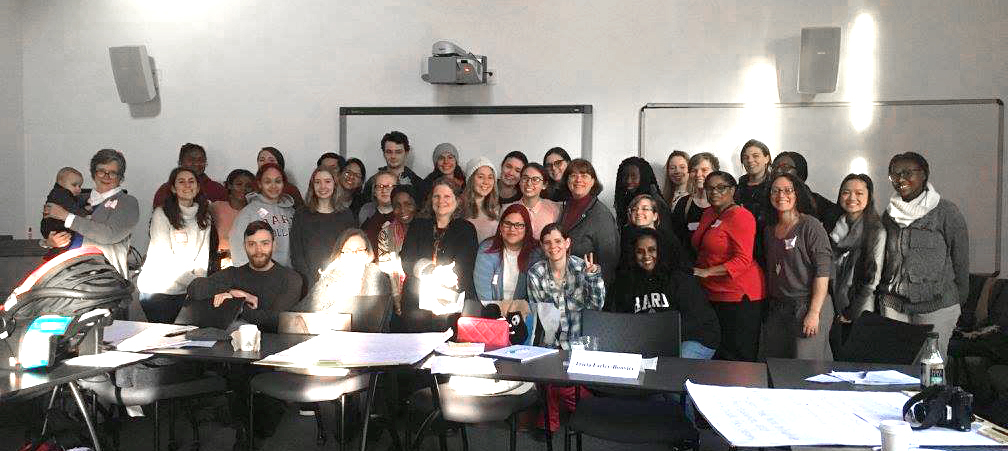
left=164, top=330, right=188, bottom=337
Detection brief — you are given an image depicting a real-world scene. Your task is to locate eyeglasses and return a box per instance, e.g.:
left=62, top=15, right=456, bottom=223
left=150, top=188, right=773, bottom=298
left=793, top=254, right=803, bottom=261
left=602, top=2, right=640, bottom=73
left=704, top=184, right=733, bottom=194
left=630, top=206, right=655, bottom=213
left=889, top=169, right=924, bottom=182
left=500, top=220, right=526, bottom=230
left=95, top=169, right=120, bottom=179
left=520, top=175, right=544, bottom=184
left=375, top=183, right=394, bottom=191
left=342, top=171, right=362, bottom=179
left=770, top=187, right=796, bottom=196
left=341, top=247, right=368, bottom=255
left=545, top=160, right=567, bottom=169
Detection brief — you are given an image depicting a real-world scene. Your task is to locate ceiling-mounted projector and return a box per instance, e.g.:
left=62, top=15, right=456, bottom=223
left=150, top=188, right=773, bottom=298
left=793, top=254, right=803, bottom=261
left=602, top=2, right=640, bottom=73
left=422, top=40, right=490, bottom=85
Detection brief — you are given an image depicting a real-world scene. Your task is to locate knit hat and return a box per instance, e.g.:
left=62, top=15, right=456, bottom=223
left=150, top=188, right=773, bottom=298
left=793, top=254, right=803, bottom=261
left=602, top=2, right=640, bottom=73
left=466, top=156, right=497, bottom=180
left=432, top=143, right=459, bottom=165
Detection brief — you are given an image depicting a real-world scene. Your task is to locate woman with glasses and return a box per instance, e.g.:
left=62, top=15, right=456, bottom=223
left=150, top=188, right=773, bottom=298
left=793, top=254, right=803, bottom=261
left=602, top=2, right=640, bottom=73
left=761, top=173, right=833, bottom=360
left=474, top=203, right=542, bottom=301
left=358, top=170, right=398, bottom=252
left=506, top=163, right=560, bottom=239
left=614, top=156, right=673, bottom=230
left=44, top=148, right=140, bottom=280
left=619, top=193, right=691, bottom=270
left=770, top=151, right=838, bottom=223
left=399, top=178, right=478, bottom=331
left=295, top=228, right=390, bottom=313
left=542, top=147, right=572, bottom=202
left=671, top=152, right=719, bottom=260
left=229, top=163, right=296, bottom=268
left=823, top=174, right=886, bottom=349
left=290, top=166, right=357, bottom=291
left=877, top=152, right=969, bottom=357
left=691, top=171, right=765, bottom=361
left=462, top=157, right=502, bottom=243
left=559, top=158, right=619, bottom=284
left=335, top=158, right=367, bottom=217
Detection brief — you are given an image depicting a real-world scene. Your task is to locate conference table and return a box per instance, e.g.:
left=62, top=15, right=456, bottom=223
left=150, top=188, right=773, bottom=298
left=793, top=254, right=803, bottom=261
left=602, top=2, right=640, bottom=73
left=766, top=357, right=920, bottom=392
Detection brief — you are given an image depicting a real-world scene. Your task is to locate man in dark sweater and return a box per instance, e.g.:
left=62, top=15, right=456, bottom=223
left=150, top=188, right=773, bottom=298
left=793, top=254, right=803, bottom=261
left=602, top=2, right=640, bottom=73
left=605, top=229, right=720, bottom=359
left=187, top=220, right=302, bottom=333
left=186, top=219, right=301, bottom=445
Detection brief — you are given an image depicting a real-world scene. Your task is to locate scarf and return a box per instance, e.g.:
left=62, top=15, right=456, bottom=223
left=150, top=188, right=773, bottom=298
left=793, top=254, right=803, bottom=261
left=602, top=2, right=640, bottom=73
left=88, top=187, right=123, bottom=207
left=885, top=183, right=940, bottom=227
left=561, top=195, right=593, bottom=232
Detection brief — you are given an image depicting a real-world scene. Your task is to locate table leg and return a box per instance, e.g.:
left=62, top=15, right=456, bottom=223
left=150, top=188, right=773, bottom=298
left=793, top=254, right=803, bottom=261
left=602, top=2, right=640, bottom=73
left=39, top=385, right=60, bottom=438
left=409, top=372, right=442, bottom=451
left=67, top=380, right=103, bottom=451
left=359, top=372, right=380, bottom=451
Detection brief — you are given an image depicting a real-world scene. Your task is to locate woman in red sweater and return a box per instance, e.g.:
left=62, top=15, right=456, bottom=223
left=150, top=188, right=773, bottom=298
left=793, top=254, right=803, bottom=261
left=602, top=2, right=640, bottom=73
left=691, top=170, right=765, bottom=361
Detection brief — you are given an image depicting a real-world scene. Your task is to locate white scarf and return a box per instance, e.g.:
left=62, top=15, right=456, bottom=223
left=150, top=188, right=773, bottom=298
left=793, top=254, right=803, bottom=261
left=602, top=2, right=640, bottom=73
left=88, top=187, right=123, bottom=207
left=886, top=183, right=940, bottom=227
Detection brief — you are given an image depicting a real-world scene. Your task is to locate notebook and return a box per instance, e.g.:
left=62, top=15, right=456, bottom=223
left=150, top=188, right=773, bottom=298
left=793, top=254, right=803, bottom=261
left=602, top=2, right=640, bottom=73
left=482, top=345, right=558, bottom=363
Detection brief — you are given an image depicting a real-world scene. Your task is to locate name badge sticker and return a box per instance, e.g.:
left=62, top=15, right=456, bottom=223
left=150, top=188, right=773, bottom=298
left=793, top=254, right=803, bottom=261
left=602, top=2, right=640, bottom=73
left=687, top=222, right=699, bottom=231
left=784, top=236, right=798, bottom=250
left=712, top=219, right=722, bottom=228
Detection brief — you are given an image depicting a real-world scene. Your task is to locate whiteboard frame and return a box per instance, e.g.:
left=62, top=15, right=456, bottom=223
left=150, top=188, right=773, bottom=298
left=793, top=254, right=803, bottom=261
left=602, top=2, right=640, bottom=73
left=638, top=99, right=1004, bottom=276
left=339, top=104, right=594, bottom=160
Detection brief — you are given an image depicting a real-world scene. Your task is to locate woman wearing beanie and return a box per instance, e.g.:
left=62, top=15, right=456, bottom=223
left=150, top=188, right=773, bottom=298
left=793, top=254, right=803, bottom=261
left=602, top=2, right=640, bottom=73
left=424, top=142, right=466, bottom=193
left=462, top=157, right=502, bottom=242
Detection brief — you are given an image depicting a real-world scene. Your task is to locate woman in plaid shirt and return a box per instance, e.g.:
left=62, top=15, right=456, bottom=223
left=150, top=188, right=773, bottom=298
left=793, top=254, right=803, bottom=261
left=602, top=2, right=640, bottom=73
left=526, top=222, right=605, bottom=433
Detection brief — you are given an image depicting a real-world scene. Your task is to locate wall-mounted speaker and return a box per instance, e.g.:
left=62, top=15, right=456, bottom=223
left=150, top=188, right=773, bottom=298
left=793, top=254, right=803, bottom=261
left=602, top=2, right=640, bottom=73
left=109, top=45, right=157, bottom=104
left=798, top=27, right=841, bottom=94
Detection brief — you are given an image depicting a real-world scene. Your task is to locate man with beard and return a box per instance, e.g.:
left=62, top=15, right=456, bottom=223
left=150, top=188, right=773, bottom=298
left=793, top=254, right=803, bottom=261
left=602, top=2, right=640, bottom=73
left=187, top=220, right=302, bottom=333
left=187, top=220, right=302, bottom=446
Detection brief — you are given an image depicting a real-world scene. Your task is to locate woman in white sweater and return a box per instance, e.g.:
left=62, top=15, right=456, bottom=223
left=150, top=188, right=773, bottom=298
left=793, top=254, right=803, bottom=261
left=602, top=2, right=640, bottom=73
left=137, top=167, right=214, bottom=323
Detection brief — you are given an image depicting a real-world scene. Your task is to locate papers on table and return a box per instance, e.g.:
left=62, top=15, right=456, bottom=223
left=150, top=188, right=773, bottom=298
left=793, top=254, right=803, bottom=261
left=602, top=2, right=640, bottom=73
left=255, top=329, right=452, bottom=368
left=63, top=351, right=153, bottom=367
left=482, top=345, right=558, bottom=363
left=435, top=342, right=485, bottom=357
left=806, top=370, right=920, bottom=385
left=686, top=381, right=1001, bottom=447
left=429, top=356, right=498, bottom=375
left=113, top=322, right=199, bottom=351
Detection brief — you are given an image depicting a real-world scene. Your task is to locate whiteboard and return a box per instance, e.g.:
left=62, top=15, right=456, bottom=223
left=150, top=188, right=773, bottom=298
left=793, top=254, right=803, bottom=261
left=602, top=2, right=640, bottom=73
left=640, top=100, right=1003, bottom=274
left=340, top=105, right=592, bottom=178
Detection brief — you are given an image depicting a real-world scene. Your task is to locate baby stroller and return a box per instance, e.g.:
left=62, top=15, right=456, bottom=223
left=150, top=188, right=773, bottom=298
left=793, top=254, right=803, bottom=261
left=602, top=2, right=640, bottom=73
left=0, top=246, right=132, bottom=371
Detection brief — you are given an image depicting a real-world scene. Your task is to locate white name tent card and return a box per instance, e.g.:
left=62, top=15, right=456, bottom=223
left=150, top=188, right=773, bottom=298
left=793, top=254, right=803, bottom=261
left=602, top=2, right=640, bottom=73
left=566, top=349, right=642, bottom=379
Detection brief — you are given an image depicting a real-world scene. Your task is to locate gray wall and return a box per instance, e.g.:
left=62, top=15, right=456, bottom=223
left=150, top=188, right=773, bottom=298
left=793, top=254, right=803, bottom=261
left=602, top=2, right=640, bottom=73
left=5, top=1, right=1008, bottom=271
left=0, top=0, right=24, bottom=237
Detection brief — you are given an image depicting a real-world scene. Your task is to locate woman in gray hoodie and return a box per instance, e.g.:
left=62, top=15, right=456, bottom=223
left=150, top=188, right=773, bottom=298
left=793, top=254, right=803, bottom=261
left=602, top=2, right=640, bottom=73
left=228, top=163, right=296, bottom=268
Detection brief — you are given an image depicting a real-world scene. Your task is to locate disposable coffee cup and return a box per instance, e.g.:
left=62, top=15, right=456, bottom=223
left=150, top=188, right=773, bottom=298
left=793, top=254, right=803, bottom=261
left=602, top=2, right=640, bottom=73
left=238, top=324, right=259, bottom=352
left=879, top=420, right=912, bottom=451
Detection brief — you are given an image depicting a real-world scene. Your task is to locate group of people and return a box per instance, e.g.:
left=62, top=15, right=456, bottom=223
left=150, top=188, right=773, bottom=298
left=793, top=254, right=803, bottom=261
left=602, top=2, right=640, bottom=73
left=40, top=134, right=969, bottom=364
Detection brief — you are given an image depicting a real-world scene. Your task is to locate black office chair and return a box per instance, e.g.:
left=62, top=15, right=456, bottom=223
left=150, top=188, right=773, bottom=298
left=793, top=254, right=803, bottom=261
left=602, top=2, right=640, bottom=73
left=79, top=360, right=227, bottom=451
left=566, top=310, right=698, bottom=451
left=248, top=294, right=397, bottom=451
left=835, top=311, right=934, bottom=364
left=409, top=302, right=538, bottom=451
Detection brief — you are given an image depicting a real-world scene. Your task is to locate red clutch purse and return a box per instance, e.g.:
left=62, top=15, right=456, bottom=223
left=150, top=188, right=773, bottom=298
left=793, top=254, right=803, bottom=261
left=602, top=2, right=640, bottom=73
left=456, top=317, right=510, bottom=351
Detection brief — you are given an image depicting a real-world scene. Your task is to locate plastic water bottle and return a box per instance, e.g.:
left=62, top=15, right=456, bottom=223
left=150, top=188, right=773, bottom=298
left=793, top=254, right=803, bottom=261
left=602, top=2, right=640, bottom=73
left=918, top=331, right=945, bottom=388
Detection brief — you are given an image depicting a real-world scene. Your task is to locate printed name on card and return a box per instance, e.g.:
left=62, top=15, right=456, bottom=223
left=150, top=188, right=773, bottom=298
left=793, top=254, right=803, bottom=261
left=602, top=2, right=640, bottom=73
left=566, top=349, right=643, bottom=379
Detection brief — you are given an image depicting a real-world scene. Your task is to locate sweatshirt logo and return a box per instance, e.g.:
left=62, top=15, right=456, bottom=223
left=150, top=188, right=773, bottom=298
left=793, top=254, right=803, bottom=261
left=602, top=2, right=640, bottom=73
left=634, top=292, right=670, bottom=313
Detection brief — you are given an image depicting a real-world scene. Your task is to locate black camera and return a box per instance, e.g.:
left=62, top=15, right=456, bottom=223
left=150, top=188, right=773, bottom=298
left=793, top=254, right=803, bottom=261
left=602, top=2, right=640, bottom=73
left=902, top=385, right=974, bottom=431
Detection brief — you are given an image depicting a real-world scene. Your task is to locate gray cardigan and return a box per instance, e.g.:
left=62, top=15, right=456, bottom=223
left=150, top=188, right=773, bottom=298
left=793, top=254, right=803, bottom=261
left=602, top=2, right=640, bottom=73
left=69, top=190, right=139, bottom=278
left=878, top=198, right=969, bottom=314
left=562, top=197, right=619, bottom=285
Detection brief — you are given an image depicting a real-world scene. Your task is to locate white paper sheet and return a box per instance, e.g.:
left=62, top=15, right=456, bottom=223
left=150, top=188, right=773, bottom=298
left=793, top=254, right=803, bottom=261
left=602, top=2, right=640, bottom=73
left=114, top=323, right=198, bottom=351
left=256, top=329, right=452, bottom=368
left=429, top=356, right=498, bottom=375
left=685, top=381, right=1001, bottom=447
left=806, top=370, right=920, bottom=385
left=642, top=357, right=658, bottom=371
left=63, top=351, right=153, bottom=367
